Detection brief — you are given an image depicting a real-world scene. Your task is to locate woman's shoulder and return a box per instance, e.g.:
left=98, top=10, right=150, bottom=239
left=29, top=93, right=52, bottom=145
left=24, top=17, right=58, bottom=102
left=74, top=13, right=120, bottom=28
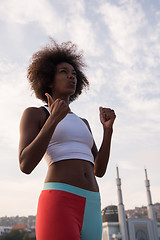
left=22, top=106, right=44, bottom=117
left=23, top=105, right=48, bottom=113
left=21, top=106, right=49, bottom=127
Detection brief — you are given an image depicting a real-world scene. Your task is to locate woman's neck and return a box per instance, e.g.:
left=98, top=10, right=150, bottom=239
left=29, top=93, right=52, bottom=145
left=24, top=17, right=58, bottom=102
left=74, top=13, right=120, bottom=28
left=52, top=94, right=70, bottom=105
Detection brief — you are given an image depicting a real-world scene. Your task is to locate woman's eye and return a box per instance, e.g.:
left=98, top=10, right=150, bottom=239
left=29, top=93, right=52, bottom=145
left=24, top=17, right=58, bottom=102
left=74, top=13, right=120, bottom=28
left=60, top=70, right=76, bottom=76
left=61, top=70, right=67, bottom=73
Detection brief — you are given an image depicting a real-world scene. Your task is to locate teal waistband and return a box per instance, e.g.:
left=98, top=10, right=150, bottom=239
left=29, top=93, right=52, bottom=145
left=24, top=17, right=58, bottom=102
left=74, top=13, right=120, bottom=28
left=43, top=182, right=100, bottom=200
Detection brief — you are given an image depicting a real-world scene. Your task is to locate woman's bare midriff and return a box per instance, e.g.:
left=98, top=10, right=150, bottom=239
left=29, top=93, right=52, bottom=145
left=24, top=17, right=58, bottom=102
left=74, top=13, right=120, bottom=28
left=44, top=159, right=99, bottom=192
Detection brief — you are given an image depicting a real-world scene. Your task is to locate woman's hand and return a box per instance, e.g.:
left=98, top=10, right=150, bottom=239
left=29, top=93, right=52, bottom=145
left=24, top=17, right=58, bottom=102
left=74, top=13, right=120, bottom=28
left=94, top=107, right=116, bottom=177
left=45, top=93, right=70, bottom=124
left=99, top=107, right=116, bottom=129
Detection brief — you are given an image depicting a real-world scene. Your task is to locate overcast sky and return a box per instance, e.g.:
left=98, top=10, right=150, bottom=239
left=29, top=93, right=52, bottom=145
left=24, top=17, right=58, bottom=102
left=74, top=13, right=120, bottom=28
left=0, top=0, right=160, bottom=217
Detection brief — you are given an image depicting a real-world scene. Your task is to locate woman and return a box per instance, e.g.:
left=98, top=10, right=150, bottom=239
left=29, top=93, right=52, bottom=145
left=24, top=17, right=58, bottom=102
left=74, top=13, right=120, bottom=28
left=19, top=40, right=116, bottom=240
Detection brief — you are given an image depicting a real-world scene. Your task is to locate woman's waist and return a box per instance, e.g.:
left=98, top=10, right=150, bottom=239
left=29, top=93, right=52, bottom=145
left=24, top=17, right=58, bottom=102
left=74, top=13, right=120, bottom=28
left=44, top=159, right=99, bottom=192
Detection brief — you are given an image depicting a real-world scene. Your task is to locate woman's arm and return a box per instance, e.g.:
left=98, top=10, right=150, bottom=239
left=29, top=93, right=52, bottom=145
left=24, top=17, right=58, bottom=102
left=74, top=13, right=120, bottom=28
left=19, top=107, right=57, bottom=174
left=93, top=107, right=116, bottom=178
left=19, top=95, right=70, bottom=174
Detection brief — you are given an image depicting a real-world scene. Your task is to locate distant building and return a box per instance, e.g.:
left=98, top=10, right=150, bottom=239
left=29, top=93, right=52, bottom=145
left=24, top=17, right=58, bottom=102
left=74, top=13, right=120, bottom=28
left=0, top=226, right=12, bottom=239
left=102, top=168, right=160, bottom=240
left=0, top=223, right=36, bottom=239
left=126, top=203, right=160, bottom=220
left=12, top=224, right=26, bottom=231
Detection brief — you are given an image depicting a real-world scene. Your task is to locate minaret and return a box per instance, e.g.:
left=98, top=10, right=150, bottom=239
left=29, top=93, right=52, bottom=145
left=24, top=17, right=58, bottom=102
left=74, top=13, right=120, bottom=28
left=145, top=169, right=158, bottom=240
left=116, top=167, right=129, bottom=240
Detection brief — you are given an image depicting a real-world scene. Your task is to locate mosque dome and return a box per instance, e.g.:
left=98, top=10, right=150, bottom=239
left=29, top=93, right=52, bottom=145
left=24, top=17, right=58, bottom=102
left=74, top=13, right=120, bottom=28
left=101, top=205, right=118, bottom=222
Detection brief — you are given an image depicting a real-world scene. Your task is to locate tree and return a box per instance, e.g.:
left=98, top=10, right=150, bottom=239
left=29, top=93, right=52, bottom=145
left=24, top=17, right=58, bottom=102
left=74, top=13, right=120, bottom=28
left=1, top=230, right=29, bottom=240
left=22, top=232, right=30, bottom=240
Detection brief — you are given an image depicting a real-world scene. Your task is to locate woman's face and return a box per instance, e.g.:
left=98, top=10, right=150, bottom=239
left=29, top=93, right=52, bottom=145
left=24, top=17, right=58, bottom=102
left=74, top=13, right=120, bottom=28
left=51, top=62, right=77, bottom=99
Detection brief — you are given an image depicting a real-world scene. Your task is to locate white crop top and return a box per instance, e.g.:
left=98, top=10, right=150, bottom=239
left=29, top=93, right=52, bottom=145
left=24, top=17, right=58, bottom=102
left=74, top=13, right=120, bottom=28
left=43, top=106, right=94, bottom=166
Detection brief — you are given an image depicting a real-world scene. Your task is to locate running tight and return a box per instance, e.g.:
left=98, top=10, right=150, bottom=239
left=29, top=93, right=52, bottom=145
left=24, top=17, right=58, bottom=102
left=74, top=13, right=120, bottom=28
left=36, top=182, right=102, bottom=240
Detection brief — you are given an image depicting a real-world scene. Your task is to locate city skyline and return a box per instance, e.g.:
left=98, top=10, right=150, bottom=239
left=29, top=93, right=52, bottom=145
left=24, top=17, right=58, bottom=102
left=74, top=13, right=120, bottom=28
left=0, top=0, right=160, bottom=216
left=1, top=202, right=160, bottom=219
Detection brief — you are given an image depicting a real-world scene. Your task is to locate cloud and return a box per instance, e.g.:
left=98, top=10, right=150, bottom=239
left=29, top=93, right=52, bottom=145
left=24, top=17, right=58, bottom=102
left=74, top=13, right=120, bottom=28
left=96, top=1, right=160, bottom=133
left=56, top=0, right=103, bottom=57
left=1, top=4, right=61, bottom=52
left=98, top=1, right=147, bottom=66
left=0, top=59, right=43, bottom=152
left=0, top=0, right=102, bottom=58
left=0, top=0, right=55, bottom=25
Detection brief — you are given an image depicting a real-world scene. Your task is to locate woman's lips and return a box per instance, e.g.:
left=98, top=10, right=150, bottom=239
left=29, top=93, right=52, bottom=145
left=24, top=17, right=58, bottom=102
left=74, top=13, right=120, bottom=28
left=68, top=81, right=76, bottom=88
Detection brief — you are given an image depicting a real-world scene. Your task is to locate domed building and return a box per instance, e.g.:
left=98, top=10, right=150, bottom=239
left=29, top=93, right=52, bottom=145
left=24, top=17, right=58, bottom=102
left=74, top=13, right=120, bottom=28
left=102, top=205, right=121, bottom=240
left=102, top=205, right=118, bottom=223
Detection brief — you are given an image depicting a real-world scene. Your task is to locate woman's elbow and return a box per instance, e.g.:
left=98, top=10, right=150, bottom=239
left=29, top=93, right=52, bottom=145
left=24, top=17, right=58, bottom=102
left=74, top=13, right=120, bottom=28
left=20, top=163, right=32, bottom=174
left=94, top=169, right=105, bottom=178
left=19, top=158, right=32, bottom=175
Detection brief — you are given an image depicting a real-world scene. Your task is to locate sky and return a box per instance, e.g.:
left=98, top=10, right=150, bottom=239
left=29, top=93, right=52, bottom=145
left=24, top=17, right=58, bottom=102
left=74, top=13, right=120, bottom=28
left=0, top=0, right=160, bottom=217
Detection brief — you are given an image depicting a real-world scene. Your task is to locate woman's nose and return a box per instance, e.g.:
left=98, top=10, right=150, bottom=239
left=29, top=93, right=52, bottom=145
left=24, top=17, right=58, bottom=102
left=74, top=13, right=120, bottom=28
left=68, top=73, right=75, bottom=79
